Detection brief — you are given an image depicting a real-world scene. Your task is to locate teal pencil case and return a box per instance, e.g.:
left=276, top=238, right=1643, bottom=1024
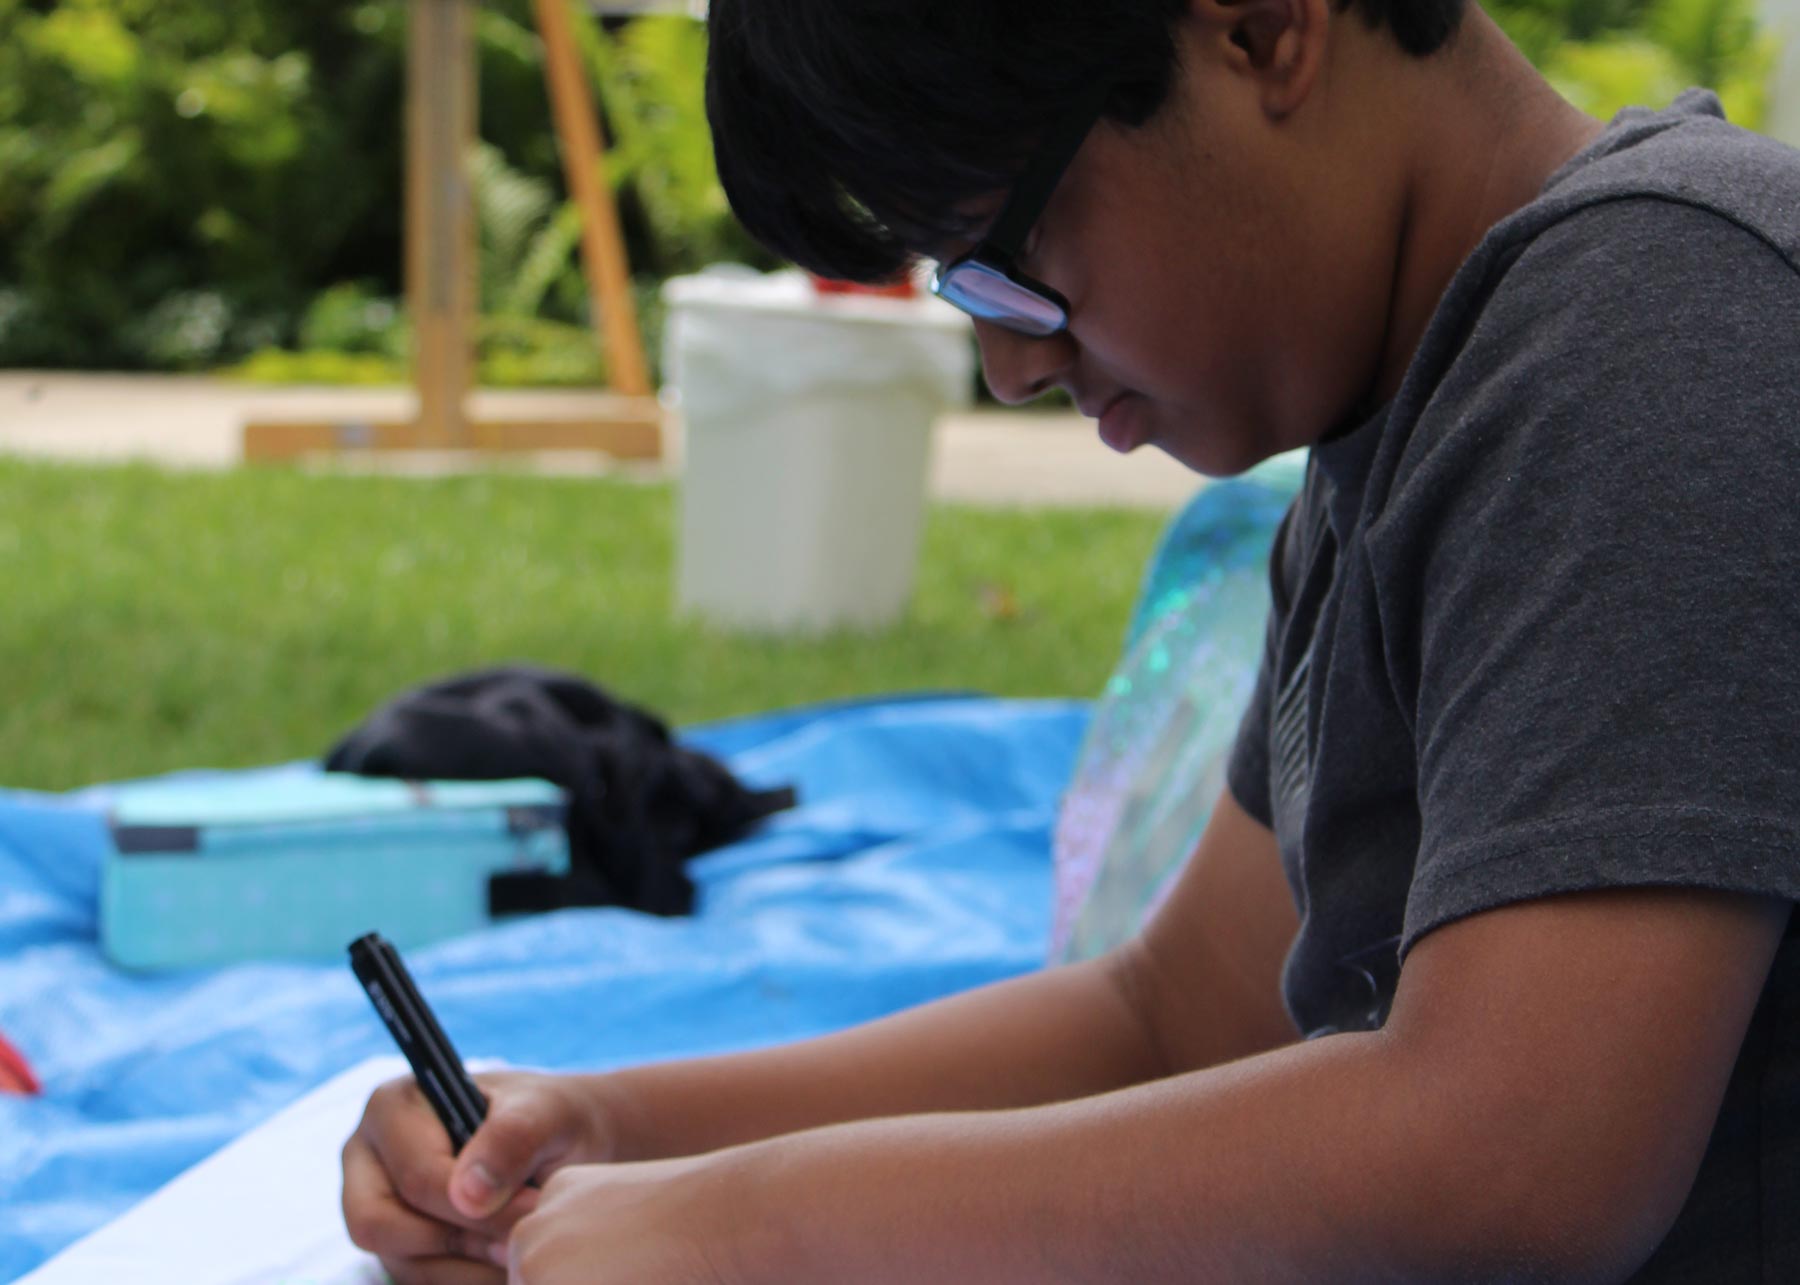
left=101, top=771, right=569, bottom=971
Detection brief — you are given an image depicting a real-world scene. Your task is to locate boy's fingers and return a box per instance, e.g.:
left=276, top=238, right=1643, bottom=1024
left=389, top=1149, right=467, bottom=1226
left=344, top=1135, right=460, bottom=1254
left=344, top=1135, right=515, bottom=1258
left=343, top=1137, right=514, bottom=1274
left=357, top=1081, right=490, bottom=1226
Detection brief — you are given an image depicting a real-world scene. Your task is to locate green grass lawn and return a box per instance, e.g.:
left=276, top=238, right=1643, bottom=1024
left=0, top=458, right=1170, bottom=791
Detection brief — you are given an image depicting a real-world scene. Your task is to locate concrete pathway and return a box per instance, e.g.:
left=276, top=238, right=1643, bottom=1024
left=0, top=371, right=1205, bottom=509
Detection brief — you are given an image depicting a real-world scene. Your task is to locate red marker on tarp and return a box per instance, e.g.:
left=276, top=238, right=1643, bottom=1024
left=0, top=1030, right=41, bottom=1095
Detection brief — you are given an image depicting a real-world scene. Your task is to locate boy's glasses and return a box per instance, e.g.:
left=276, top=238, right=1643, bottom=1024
left=928, top=83, right=1112, bottom=338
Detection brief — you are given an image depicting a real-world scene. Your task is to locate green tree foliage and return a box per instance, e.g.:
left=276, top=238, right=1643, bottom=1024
left=0, top=0, right=409, bottom=368
left=1491, top=0, right=1777, bottom=127
left=0, top=0, right=766, bottom=375
left=0, top=0, right=1783, bottom=375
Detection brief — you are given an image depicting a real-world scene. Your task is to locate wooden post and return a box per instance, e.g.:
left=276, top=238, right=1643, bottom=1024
left=407, top=0, right=479, bottom=447
left=241, top=0, right=664, bottom=463
left=533, top=0, right=654, bottom=397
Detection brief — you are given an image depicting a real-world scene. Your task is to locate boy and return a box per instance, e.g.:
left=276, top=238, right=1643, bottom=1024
left=342, top=0, right=1800, bottom=1279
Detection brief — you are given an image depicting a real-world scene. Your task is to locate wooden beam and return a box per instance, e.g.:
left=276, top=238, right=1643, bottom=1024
left=407, top=0, right=479, bottom=447
left=243, top=397, right=664, bottom=462
left=533, top=0, right=654, bottom=397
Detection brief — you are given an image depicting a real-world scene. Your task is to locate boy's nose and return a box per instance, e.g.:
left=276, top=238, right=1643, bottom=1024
left=972, top=319, right=1074, bottom=406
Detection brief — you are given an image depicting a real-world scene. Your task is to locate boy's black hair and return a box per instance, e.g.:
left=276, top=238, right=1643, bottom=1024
left=706, top=0, right=1467, bottom=283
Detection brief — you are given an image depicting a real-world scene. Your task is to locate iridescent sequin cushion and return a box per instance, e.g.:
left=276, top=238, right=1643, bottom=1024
left=1050, top=457, right=1305, bottom=962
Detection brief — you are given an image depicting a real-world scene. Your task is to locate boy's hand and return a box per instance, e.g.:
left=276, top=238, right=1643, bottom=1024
left=504, top=1150, right=775, bottom=1285
left=342, top=1070, right=614, bottom=1283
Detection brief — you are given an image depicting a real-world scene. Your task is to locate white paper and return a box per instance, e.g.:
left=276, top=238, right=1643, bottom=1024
left=19, top=1055, right=499, bottom=1285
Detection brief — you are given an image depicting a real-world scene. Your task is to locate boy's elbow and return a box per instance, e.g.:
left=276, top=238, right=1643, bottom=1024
left=1368, top=1037, right=1702, bottom=1284
left=1414, top=1101, right=1699, bottom=1284
left=1468, top=1193, right=1680, bottom=1285
left=1531, top=1163, right=1696, bottom=1284
left=1383, top=1157, right=1680, bottom=1284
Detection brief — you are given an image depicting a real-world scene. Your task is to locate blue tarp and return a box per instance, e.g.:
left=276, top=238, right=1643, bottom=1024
left=0, top=695, right=1088, bottom=1281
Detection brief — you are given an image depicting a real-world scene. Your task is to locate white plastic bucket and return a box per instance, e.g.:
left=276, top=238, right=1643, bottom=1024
left=663, top=269, right=975, bottom=631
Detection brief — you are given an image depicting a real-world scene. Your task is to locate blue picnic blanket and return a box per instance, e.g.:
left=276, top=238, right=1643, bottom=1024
left=0, top=694, right=1088, bottom=1282
left=0, top=460, right=1304, bottom=1282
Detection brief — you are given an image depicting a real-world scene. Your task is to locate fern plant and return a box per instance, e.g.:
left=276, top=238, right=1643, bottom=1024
left=468, top=138, right=603, bottom=382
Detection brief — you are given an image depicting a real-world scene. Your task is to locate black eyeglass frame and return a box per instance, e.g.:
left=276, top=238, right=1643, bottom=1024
left=928, top=82, right=1114, bottom=338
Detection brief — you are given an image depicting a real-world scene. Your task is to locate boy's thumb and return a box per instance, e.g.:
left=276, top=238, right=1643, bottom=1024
left=449, top=1104, right=546, bottom=1218
left=450, top=1155, right=505, bottom=1219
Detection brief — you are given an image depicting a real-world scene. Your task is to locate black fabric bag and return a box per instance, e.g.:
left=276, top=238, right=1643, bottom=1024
left=324, top=666, right=797, bottom=917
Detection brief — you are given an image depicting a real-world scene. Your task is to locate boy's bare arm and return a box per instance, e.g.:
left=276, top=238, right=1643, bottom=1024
left=742, top=884, right=1786, bottom=1284
left=372, top=786, right=1297, bottom=1259
left=580, top=788, right=1297, bottom=1163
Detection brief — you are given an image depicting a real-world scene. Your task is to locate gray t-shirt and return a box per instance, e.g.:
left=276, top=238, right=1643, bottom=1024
left=1227, top=90, right=1800, bottom=1278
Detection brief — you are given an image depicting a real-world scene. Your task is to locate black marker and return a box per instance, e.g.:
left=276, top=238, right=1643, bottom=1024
left=349, top=932, right=488, bottom=1152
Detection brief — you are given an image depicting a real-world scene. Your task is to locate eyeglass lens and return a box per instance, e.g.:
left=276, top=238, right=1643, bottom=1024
left=933, top=261, right=1065, bottom=337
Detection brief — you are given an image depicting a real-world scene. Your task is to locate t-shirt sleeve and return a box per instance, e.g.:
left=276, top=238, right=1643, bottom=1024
left=1373, top=198, right=1800, bottom=954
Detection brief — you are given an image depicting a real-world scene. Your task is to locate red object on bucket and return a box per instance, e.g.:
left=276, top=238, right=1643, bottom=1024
left=0, top=1030, right=40, bottom=1095
left=808, top=274, right=917, bottom=299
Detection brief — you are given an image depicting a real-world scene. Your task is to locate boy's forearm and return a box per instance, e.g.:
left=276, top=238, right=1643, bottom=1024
left=760, top=1030, right=1591, bottom=1285
left=586, top=955, right=1169, bottom=1162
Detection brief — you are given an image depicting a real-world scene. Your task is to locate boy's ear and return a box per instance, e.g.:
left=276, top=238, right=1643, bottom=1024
left=1185, top=0, right=1331, bottom=118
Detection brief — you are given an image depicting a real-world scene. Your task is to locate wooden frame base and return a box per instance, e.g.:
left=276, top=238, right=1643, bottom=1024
left=243, top=396, right=662, bottom=462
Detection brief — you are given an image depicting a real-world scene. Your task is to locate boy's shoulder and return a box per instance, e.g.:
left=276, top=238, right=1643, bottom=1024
left=1273, top=92, right=1800, bottom=610
left=1464, top=88, right=1800, bottom=313
left=1373, top=92, right=1800, bottom=498
left=1529, top=88, right=1800, bottom=261
left=1308, top=91, right=1800, bottom=653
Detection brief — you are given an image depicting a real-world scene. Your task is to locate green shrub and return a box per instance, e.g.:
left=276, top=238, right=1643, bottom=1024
left=1491, top=0, right=1777, bottom=127
left=297, top=281, right=406, bottom=358
left=0, top=0, right=408, bottom=368
left=229, top=347, right=403, bottom=386
left=0, top=1, right=771, bottom=375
